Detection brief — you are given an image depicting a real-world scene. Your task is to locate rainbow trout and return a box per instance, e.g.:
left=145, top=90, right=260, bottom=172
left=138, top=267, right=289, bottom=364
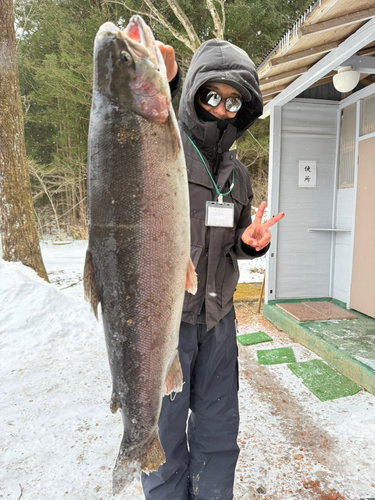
left=84, top=16, right=196, bottom=494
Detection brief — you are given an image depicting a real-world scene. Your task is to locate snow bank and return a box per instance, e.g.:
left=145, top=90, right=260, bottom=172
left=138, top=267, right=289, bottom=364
left=1, top=260, right=93, bottom=339
left=0, top=260, right=139, bottom=499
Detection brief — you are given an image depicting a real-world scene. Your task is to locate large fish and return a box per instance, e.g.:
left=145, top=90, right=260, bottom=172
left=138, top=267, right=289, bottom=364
left=84, top=16, right=196, bottom=495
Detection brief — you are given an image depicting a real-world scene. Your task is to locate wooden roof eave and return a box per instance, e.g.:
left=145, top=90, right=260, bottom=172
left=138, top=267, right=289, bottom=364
left=270, top=41, right=341, bottom=68
left=259, top=23, right=373, bottom=82
left=260, top=17, right=375, bottom=118
left=258, top=3, right=375, bottom=75
left=299, top=6, right=375, bottom=37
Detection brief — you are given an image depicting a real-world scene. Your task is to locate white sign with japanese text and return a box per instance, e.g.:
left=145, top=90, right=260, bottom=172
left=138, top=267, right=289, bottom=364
left=298, top=160, right=316, bottom=187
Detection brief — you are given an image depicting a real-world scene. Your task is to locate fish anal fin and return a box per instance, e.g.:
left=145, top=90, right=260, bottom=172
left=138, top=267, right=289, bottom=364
left=164, top=352, right=183, bottom=396
left=83, top=249, right=100, bottom=320
left=186, top=257, right=197, bottom=295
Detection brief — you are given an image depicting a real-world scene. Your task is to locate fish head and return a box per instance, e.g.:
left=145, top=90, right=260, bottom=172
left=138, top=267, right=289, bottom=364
left=93, top=17, right=171, bottom=123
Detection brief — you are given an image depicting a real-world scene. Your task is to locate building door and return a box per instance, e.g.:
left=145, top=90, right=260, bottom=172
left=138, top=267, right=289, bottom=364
left=350, top=136, right=375, bottom=317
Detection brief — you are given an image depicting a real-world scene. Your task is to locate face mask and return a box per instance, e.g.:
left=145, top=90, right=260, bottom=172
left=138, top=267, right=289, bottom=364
left=194, top=101, right=238, bottom=131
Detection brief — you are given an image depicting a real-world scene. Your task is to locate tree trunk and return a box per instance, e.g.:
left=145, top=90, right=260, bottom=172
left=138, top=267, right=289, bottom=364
left=0, top=0, right=49, bottom=281
left=78, top=164, right=87, bottom=240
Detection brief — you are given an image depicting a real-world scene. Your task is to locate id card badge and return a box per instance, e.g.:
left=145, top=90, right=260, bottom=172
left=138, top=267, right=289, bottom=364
left=205, top=201, right=234, bottom=227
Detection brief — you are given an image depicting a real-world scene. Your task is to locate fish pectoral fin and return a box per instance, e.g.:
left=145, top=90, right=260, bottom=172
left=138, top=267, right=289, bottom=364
left=83, top=249, right=100, bottom=320
left=164, top=352, right=183, bottom=396
left=185, top=258, right=197, bottom=295
left=168, top=112, right=182, bottom=159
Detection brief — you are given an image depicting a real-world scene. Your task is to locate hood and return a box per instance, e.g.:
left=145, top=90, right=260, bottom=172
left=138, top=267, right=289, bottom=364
left=178, top=39, right=263, bottom=149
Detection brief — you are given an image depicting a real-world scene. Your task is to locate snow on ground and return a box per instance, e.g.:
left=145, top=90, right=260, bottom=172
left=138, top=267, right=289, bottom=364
left=237, top=206, right=267, bottom=284
left=236, top=320, right=375, bottom=499
left=1, top=242, right=374, bottom=499
left=238, top=255, right=265, bottom=284
left=40, top=240, right=88, bottom=299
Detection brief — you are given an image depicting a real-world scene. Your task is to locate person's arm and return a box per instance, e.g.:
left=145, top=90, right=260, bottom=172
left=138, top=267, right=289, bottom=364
left=169, top=63, right=181, bottom=100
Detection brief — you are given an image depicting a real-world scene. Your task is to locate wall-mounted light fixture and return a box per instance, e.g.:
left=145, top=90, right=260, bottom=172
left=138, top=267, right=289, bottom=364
left=333, top=66, right=360, bottom=93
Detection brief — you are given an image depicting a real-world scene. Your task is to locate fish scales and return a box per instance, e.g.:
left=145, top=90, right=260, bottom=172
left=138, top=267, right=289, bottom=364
left=84, top=16, right=194, bottom=495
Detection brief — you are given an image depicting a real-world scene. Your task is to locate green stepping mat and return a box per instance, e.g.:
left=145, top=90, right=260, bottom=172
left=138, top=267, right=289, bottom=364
left=257, top=347, right=296, bottom=365
left=237, top=331, right=273, bottom=346
left=288, top=359, right=361, bottom=402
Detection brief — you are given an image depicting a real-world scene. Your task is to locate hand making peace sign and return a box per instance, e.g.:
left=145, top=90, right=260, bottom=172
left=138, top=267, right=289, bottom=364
left=241, top=202, right=285, bottom=252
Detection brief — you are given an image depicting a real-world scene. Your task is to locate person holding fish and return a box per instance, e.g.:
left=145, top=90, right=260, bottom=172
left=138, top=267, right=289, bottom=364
left=141, top=39, right=285, bottom=500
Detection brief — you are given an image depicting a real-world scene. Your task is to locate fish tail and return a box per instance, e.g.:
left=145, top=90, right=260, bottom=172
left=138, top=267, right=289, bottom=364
left=112, top=454, right=140, bottom=496
left=112, top=432, right=165, bottom=495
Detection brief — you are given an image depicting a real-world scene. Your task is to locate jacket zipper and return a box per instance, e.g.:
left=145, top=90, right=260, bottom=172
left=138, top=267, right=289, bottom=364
left=214, top=140, right=223, bottom=179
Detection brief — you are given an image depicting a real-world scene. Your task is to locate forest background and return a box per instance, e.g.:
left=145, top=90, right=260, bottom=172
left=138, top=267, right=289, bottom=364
left=15, top=0, right=312, bottom=240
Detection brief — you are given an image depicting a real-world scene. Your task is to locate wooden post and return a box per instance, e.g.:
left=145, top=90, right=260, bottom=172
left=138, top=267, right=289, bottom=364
left=257, top=273, right=266, bottom=313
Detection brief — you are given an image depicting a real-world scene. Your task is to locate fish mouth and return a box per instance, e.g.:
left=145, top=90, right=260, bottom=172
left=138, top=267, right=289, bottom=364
left=95, top=17, right=159, bottom=70
left=94, top=18, right=168, bottom=111
left=122, top=15, right=159, bottom=70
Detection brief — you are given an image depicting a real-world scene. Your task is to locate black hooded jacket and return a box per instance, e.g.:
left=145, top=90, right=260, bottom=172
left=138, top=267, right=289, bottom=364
left=175, top=39, right=269, bottom=330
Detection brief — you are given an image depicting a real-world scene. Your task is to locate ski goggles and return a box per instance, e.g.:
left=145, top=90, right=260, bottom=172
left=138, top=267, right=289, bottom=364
left=200, top=88, right=243, bottom=113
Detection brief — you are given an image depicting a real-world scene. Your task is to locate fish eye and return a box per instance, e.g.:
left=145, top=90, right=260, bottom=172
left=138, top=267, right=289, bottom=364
left=120, top=50, right=131, bottom=65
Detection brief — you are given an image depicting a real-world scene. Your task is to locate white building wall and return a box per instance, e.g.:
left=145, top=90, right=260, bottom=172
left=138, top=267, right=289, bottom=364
left=275, top=100, right=338, bottom=299
left=332, top=188, right=355, bottom=303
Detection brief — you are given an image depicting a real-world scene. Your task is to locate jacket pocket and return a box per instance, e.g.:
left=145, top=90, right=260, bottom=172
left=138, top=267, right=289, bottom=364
left=220, top=250, right=239, bottom=310
left=190, top=243, right=204, bottom=269
left=231, top=182, right=249, bottom=206
left=230, top=181, right=250, bottom=225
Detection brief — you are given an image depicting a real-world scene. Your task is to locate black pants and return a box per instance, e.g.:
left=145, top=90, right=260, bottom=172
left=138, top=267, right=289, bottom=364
left=141, top=307, right=240, bottom=500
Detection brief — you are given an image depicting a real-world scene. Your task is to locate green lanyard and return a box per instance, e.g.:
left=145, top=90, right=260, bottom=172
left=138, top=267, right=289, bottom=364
left=187, top=135, right=234, bottom=204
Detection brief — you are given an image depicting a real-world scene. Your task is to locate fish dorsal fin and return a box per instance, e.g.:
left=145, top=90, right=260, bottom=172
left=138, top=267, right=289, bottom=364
left=83, top=249, right=100, bottom=319
left=164, top=352, right=183, bottom=396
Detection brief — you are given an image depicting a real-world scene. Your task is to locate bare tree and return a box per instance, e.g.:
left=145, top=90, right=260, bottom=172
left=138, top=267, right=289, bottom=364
left=106, top=0, right=226, bottom=51
left=205, top=0, right=225, bottom=40
left=0, top=0, right=49, bottom=281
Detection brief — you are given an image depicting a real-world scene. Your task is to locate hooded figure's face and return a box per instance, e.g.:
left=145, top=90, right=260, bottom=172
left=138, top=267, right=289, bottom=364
left=196, top=82, right=242, bottom=120
left=178, top=39, right=263, bottom=145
